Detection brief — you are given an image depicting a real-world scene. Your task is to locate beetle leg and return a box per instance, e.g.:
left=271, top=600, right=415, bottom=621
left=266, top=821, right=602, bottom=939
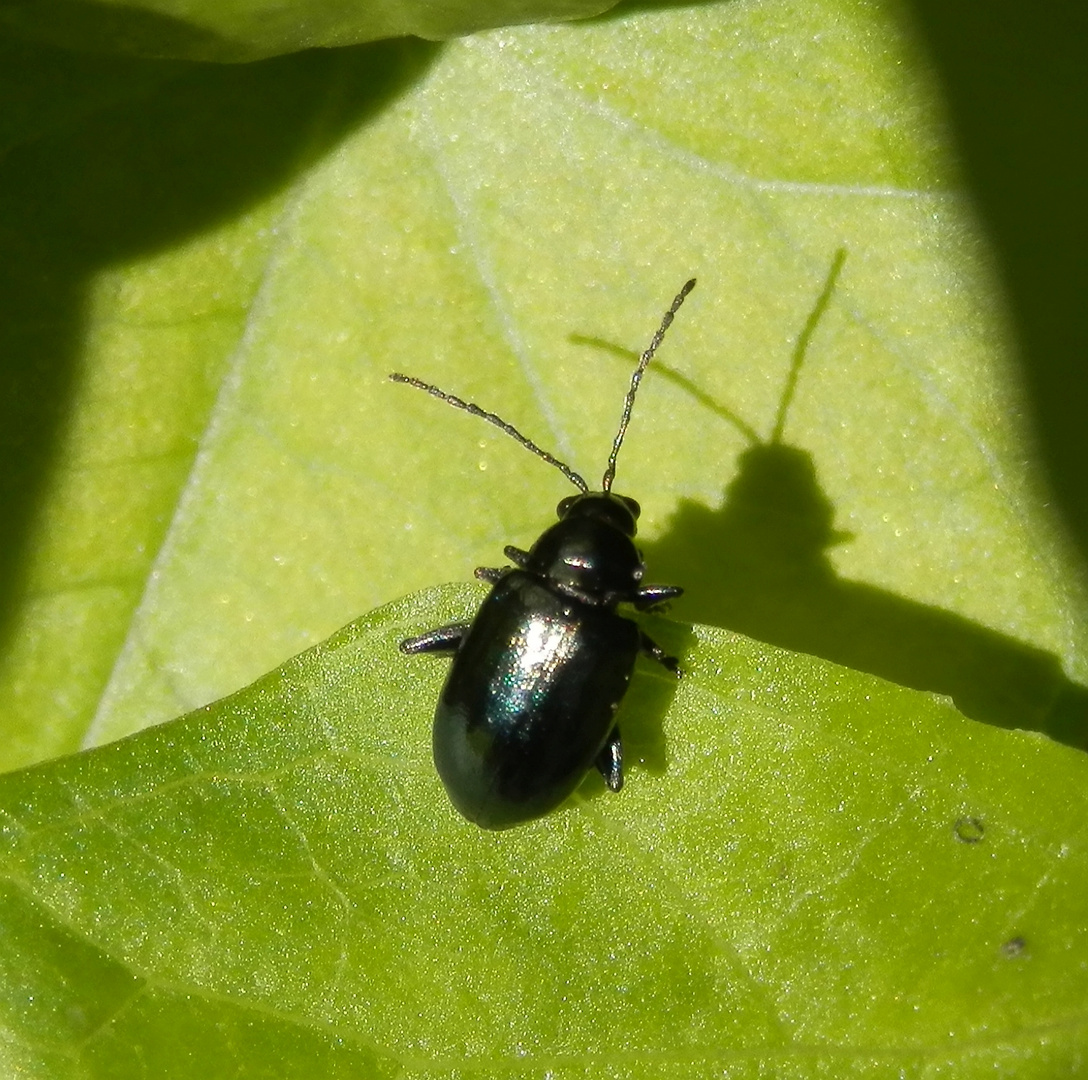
left=594, top=727, right=624, bottom=792
left=639, top=631, right=681, bottom=675
left=474, top=566, right=505, bottom=584
left=503, top=545, right=531, bottom=568
left=633, top=584, right=683, bottom=611
left=400, top=623, right=468, bottom=655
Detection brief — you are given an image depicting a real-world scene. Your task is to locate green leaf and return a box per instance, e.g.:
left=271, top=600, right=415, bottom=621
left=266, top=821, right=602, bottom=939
left=2, top=0, right=1087, bottom=1072
left=2, top=585, right=1087, bottom=1075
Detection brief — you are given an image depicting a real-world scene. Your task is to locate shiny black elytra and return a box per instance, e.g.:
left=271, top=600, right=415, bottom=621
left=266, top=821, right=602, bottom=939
left=392, top=279, right=695, bottom=829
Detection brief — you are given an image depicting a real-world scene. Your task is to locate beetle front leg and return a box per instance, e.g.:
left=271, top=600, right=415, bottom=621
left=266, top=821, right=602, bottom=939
left=594, top=727, right=624, bottom=792
left=639, top=630, right=681, bottom=674
left=400, top=623, right=468, bottom=655
left=503, top=545, right=531, bottom=568
left=633, top=584, right=683, bottom=611
left=474, top=566, right=505, bottom=585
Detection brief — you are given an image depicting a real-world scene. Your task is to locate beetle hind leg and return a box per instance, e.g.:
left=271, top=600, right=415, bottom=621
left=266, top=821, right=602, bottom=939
left=595, top=728, right=624, bottom=792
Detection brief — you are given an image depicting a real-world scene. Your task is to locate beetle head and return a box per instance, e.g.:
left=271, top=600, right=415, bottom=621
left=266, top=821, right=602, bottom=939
left=555, top=491, right=640, bottom=537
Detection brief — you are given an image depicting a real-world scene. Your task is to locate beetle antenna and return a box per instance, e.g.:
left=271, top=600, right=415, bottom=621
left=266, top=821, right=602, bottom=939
left=389, top=373, right=589, bottom=492
left=600, top=280, right=691, bottom=495
left=601, top=278, right=696, bottom=492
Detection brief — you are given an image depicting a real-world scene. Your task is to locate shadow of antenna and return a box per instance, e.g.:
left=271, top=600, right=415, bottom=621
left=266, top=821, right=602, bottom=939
left=771, top=248, right=846, bottom=444
left=570, top=251, right=1088, bottom=750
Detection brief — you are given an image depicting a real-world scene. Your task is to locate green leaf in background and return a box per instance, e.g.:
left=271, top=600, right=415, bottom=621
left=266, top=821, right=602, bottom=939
left=1, top=0, right=1087, bottom=1073
left=2, top=584, right=1087, bottom=1075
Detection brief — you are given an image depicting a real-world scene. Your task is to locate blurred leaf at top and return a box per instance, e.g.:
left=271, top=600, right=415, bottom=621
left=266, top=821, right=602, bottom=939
left=0, top=0, right=618, bottom=62
left=1, top=2, right=1086, bottom=772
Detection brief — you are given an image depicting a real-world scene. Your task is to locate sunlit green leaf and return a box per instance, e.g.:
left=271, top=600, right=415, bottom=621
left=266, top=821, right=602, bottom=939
left=1, top=1, right=1087, bottom=1072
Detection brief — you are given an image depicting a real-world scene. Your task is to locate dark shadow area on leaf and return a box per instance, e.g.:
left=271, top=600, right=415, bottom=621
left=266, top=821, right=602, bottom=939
left=0, top=0, right=234, bottom=63
left=625, top=614, right=694, bottom=772
left=0, top=33, right=191, bottom=156
left=578, top=252, right=1088, bottom=750
left=645, top=444, right=1088, bottom=749
left=901, top=0, right=1088, bottom=576
left=0, top=38, right=440, bottom=667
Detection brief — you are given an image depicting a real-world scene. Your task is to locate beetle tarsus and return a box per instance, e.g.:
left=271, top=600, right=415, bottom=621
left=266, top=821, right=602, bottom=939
left=633, top=584, right=684, bottom=611
left=639, top=630, right=681, bottom=675
left=474, top=566, right=505, bottom=584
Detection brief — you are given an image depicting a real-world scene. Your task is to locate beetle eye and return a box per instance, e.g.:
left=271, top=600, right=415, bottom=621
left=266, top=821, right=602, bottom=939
left=557, top=495, right=578, bottom=518
left=620, top=496, right=641, bottom=520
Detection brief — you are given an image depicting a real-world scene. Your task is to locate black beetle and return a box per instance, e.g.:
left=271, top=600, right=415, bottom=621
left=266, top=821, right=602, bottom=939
left=392, top=279, right=695, bottom=829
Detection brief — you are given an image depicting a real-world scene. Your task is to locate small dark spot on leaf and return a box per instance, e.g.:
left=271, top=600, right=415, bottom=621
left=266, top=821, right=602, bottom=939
left=954, top=816, right=985, bottom=843
left=1001, top=936, right=1027, bottom=958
